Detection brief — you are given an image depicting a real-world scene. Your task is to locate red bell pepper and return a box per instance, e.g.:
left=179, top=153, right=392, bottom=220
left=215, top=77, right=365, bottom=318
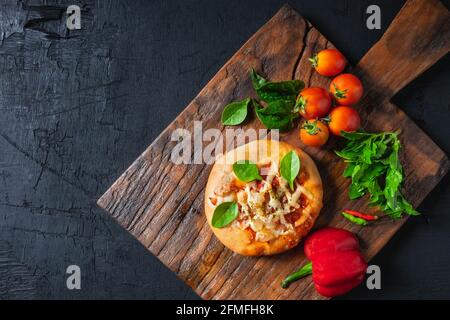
left=304, top=227, right=359, bottom=260
left=281, top=227, right=368, bottom=298
left=315, top=274, right=365, bottom=297
left=313, top=250, right=366, bottom=286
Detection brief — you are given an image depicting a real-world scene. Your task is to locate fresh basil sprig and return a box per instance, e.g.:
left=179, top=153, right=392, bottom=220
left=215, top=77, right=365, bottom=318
left=221, top=98, right=251, bottom=125
left=233, top=160, right=262, bottom=182
left=211, top=201, right=239, bottom=228
left=220, top=70, right=304, bottom=131
left=250, top=69, right=304, bottom=104
left=254, top=100, right=298, bottom=132
left=280, top=151, right=301, bottom=190
left=336, top=131, right=419, bottom=219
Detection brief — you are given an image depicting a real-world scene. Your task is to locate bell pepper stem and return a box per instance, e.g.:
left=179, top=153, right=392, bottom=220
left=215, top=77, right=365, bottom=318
left=281, top=261, right=313, bottom=289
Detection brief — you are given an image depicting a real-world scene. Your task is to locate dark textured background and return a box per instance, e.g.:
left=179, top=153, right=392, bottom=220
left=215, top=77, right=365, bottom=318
left=0, top=0, right=449, bottom=299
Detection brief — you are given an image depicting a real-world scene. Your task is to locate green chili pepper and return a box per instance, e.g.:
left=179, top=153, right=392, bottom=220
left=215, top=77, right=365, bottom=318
left=281, top=261, right=313, bottom=289
left=341, top=212, right=368, bottom=226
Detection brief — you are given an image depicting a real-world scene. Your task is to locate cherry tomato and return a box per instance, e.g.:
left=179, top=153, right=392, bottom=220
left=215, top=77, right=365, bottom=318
left=300, top=120, right=329, bottom=147
left=309, top=49, right=347, bottom=77
left=328, top=106, right=361, bottom=136
left=329, top=74, right=363, bottom=106
left=296, top=87, right=332, bottom=120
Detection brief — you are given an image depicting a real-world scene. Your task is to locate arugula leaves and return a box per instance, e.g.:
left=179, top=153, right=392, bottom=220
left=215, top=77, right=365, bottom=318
left=211, top=202, right=239, bottom=228
left=220, top=69, right=304, bottom=130
left=233, top=160, right=262, bottom=182
left=280, top=151, right=301, bottom=190
left=221, top=98, right=250, bottom=125
left=336, top=131, right=419, bottom=219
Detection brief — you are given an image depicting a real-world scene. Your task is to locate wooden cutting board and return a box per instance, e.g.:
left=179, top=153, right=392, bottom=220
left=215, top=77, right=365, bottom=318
left=97, top=0, right=450, bottom=299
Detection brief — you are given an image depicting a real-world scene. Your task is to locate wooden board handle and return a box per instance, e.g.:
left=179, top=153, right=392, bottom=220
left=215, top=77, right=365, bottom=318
left=356, top=0, right=450, bottom=101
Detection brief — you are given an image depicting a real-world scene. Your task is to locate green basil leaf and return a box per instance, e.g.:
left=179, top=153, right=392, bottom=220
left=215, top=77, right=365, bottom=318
left=340, top=131, right=373, bottom=141
left=361, top=141, right=374, bottom=164
left=254, top=100, right=298, bottom=132
left=250, top=69, right=304, bottom=103
left=383, top=194, right=406, bottom=218
left=385, top=166, right=403, bottom=199
left=211, top=202, right=239, bottom=228
left=335, top=142, right=365, bottom=160
left=221, top=98, right=250, bottom=125
left=256, top=99, right=292, bottom=115
left=360, top=163, right=385, bottom=184
left=399, top=196, right=420, bottom=216
left=389, top=140, right=400, bottom=169
left=372, top=138, right=388, bottom=159
left=349, top=182, right=366, bottom=200
left=383, top=145, right=402, bottom=213
left=351, top=163, right=367, bottom=184
left=232, top=160, right=262, bottom=182
left=341, top=212, right=368, bottom=226
left=367, top=180, right=383, bottom=205
left=250, top=68, right=268, bottom=89
left=280, top=150, right=300, bottom=190
left=256, top=81, right=304, bottom=103
left=343, top=162, right=356, bottom=177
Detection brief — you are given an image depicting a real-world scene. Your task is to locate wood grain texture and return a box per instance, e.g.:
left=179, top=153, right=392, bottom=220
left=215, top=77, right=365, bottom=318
left=97, top=0, right=450, bottom=300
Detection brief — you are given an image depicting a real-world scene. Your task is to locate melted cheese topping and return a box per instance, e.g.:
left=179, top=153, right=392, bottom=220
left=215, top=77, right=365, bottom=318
left=212, top=160, right=312, bottom=243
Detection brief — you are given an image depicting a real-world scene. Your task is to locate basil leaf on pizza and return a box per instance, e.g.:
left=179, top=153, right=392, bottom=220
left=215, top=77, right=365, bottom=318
left=233, top=160, right=262, bottom=182
left=280, top=151, right=301, bottom=190
left=212, top=202, right=239, bottom=228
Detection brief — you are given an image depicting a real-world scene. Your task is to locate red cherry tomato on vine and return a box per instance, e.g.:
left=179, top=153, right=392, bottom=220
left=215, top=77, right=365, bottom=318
left=299, top=120, right=329, bottom=147
left=329, top=74, right=363, bottom=106
left=295, top=87, right=332, bottom=120
left=328, top=106, right=361, bottom=136
left=309, top=49, right=347, bottom=77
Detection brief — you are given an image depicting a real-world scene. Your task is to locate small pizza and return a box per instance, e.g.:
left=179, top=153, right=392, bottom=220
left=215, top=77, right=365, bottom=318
left=204, top=140, right=323, bottom=256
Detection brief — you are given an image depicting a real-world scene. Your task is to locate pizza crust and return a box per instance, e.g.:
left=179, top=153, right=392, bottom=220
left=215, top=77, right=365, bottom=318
left=204, top=139, right=323, bottom=256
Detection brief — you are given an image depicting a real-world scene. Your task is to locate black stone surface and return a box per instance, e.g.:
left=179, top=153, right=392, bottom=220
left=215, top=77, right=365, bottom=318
left=0, top=0, right=449, bottom=299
